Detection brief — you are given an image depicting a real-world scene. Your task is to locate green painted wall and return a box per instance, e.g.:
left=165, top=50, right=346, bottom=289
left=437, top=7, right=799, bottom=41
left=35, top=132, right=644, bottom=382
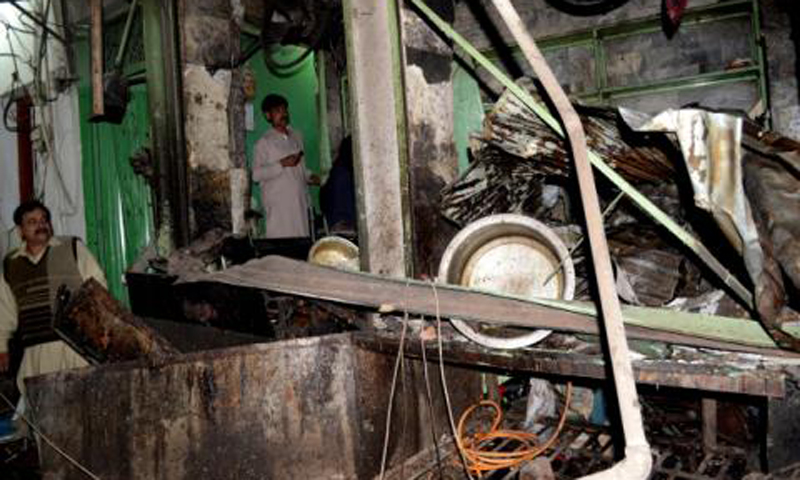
left=77, top=38, right=154, bottom=304
left=453, top=62, right=485, bottom=172
left=245, top=46, right=321, bottom=223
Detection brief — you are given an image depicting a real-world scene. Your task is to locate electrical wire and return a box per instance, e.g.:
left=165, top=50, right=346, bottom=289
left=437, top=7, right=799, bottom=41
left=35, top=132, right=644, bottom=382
left=431, top=281, right=474, bottom=480
left=3, top=0, right=78, bottom=216
left=455, top=384, right=572, bottom=475
left=3, top=87, right=19, bottom=132
left=378, top=281, right=412, bottom=480
left=419, top=332, right=444, bottom=479
left=399, top=316, right=410, bottom=480
left=431, top=279, right=573, bottom=476
left=0, top=392, right=100, bottom=480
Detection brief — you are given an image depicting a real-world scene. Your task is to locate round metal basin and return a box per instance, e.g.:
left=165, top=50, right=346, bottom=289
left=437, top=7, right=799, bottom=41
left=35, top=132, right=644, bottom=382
left=438, top=214, right=575, bottom=349
left=308, top=236, right=360, bottom=272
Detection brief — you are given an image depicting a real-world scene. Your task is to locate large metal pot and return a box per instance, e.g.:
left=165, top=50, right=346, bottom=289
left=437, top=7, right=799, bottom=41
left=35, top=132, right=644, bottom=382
left=438, top=214, right=575, bottom=349
left=308, top=236, right=360, bottom=271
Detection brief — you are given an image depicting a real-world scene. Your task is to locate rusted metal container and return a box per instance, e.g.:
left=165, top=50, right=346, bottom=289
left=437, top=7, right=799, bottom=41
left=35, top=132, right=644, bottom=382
left=26, top=333, right=480, bottom=479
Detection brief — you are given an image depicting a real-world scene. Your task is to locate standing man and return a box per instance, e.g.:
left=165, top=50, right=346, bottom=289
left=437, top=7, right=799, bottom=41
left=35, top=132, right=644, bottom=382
left=0, top=200, right=107, bottom=394
left=252, top=94, right=319, bottom=239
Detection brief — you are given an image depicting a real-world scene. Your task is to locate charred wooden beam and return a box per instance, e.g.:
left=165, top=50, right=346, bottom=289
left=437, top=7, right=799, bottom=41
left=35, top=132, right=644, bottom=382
left=56, top=279, right=178, bottom=364
left=354, top=330, right=787, bottom=398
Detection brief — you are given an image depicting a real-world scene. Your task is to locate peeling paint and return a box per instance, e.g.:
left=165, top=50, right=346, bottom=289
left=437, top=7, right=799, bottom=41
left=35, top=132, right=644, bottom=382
left=405, top=65, right=458, bottom=183
left=402, top=5, right=453, bottom=55
left=184, top=64, right=233, bottom=171
left=229, top=168, right=249, bottom=235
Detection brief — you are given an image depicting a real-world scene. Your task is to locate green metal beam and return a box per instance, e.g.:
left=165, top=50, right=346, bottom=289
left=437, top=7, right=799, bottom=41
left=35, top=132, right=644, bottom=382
left=113, top=0, right=139, bottom=70
left=588, top=67, right=761, bottom=102
left=480, top=0, right=753, bottom=59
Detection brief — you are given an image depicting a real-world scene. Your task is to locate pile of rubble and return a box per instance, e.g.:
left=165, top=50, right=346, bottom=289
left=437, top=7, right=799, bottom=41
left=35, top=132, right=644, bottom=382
left=440, top=79, right=800, bottom=350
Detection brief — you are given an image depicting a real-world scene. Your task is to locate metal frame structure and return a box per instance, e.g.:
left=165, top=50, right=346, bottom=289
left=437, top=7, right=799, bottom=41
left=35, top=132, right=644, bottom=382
left=482, top=0, right=769, bottom=125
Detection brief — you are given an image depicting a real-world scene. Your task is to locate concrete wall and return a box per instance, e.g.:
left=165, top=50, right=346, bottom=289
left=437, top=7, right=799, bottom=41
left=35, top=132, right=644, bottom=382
left=180, top=0, right=244, bottom=236
left=762, top=0, right=800, bottom=139
left=38, top=86, right=87, bottom=241
left=454, top=0, right=717, bottom=51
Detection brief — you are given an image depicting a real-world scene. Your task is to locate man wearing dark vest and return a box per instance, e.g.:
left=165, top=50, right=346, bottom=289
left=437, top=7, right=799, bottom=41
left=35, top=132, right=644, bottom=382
left=0, top=200, right=107, bottom=396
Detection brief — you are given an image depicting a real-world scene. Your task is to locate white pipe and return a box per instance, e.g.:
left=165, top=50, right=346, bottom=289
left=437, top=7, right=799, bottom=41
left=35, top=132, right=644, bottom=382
left=489, top=1, right=651, bottom=478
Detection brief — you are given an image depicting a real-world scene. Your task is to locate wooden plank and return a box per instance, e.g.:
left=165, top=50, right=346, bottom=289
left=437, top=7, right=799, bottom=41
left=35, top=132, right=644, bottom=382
left=354, top=331, right=787, bottom=398
left=182, top=256, right=800, bottom=357
left=702, top=399, right=717, bottom=452
left=90, top=0, right=104, bottom=117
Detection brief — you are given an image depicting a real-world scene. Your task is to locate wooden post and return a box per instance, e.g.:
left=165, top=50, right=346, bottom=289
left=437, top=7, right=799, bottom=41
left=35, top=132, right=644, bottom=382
left=16, top=95, right=33, bottom=202
left=702, top=398, right=717, bottom=452
left=90, top=0, right=104, bottom=117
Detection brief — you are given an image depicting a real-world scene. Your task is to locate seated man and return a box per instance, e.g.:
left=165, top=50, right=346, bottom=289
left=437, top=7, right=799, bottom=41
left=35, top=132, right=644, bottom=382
left=252, top=94, right=319, bottom=239
left=0, top=200, right=107, bottom=397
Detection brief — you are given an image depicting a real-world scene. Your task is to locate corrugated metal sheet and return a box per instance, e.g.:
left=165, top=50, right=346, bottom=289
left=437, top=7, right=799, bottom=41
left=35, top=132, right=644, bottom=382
left=620, top=109, right=757, bottom=256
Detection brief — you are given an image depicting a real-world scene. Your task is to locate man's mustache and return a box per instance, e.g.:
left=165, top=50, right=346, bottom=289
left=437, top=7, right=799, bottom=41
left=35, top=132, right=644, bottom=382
left=35, top=227, right=50, bottom=235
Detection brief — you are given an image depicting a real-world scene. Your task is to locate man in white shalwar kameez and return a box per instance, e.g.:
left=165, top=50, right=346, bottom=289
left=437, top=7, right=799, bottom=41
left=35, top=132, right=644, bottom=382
left=0, top=200, right=106, bottom=397
left=253, top=94, right=318, bottom=238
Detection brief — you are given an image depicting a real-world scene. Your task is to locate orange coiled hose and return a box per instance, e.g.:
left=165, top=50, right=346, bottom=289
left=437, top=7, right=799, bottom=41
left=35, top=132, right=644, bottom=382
left=456, top=382, right=573, bottom=475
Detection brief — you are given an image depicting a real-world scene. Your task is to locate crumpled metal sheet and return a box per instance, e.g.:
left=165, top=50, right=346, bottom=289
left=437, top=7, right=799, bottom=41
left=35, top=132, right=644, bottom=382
left=620, top=108, right=785, bottom=324
left=620, top=109, right=757, bottom=255
left=742, top=125, right=800, bottom=294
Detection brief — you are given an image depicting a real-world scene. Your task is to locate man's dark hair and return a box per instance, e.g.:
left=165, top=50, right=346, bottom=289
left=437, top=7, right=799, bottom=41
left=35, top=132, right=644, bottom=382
left=261, top=94, right=288, bottom=114
left=13, top=200, right=51, bottom=226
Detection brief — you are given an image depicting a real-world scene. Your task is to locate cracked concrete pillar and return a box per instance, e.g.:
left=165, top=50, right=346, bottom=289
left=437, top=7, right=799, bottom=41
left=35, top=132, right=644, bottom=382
left=343, top=0, right=411, bottom=277
left=399, top=0, right=459, bottom=277
left=179, top=0, right=248, bottom=237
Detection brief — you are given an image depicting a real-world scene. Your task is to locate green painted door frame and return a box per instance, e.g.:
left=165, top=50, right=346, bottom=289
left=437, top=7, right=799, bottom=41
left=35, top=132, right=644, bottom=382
left=76, top=34, right=154, bottom=304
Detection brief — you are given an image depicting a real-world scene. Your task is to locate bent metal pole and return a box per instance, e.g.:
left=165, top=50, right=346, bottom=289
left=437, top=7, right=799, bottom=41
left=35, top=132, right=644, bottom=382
left=489, top=1, right=652, bottom=478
